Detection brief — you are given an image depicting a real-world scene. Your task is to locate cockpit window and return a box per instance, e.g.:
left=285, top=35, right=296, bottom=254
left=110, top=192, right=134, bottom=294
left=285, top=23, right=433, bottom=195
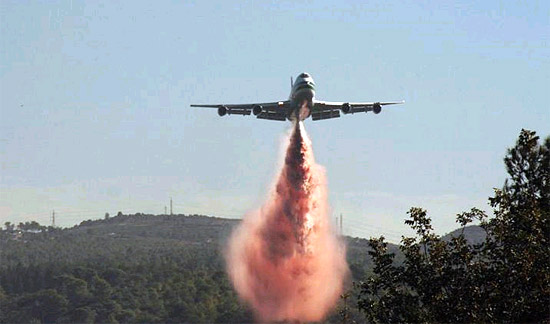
left=299, top=73, right=310, bottom=78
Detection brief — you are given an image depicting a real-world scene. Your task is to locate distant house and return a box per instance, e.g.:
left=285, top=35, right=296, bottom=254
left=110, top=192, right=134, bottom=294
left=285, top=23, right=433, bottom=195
left=12, top=231, right=23, bottom=240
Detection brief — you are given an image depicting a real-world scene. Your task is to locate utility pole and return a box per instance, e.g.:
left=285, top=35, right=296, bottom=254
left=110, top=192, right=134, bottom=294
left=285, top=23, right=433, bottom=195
left=164, top=206, right=167, bottom=215
left=51, top=210, right=55, bottom=227
left=170, top=197, right=173, bottom=215
left=340, top=213, right=343, bottom=235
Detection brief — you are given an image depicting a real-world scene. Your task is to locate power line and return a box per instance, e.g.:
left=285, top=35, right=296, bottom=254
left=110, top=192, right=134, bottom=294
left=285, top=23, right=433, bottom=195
left=342, top=218, right=405, bottom=242
left=345, top=216, right=406, bottom=236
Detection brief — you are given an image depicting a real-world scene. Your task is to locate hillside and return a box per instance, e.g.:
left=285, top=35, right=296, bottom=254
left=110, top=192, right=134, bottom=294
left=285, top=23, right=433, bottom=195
left=0, top=213, right=396, bottom=323
left=442, top=224, right=487, bottom=245
left=0, top=213, right=481, bottom=323
left=3, top=213, right=398, bottom=276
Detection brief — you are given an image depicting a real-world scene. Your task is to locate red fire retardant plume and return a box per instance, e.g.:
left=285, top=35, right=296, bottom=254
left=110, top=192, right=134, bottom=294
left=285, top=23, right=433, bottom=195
left=226, top=121, right=349, bottom=322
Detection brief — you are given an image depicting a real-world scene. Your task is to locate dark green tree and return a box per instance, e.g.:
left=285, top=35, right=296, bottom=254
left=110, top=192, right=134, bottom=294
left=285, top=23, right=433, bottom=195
left=14, top=289, right=68, bottom=323
left=4, top=221, right=14, bottom=232
left=66, top=307, right=96, bottom=323
left=357, top=129, right=550, bottom=323
left=483, top=129, right=550, bottom=321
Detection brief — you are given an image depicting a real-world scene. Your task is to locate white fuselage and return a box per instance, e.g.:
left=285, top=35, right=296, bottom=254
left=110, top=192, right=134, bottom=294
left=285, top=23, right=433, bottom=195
left=289, top=73, right=316, bottom=121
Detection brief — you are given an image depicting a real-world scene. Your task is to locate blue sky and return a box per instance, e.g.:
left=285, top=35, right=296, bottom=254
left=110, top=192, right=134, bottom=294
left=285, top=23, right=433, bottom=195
left=1, top=0, right=548, bottom=240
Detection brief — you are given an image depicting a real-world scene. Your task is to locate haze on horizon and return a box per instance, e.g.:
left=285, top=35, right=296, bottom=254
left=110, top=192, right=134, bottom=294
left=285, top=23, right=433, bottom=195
left=1, top=1, right=549, bottom=241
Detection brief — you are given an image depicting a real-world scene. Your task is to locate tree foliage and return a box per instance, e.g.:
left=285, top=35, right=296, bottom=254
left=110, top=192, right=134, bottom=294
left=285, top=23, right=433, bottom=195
left=0, top=215, right=254, bottom=323
left=357, top=129, right=550, bottom=323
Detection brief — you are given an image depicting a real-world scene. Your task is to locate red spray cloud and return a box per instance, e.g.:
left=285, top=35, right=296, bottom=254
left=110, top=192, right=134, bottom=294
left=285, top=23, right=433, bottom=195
left=226, top=121, right=349, bottom=322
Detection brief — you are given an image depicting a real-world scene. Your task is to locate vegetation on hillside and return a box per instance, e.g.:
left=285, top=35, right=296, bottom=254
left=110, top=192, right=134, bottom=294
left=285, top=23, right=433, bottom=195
left=355, top=129, right=549, bottom=323
left=0, top=129, right=547, bottom=323
left=0, top=213, right=384, bottom=323
left=0, top=215, right=253, bottom=323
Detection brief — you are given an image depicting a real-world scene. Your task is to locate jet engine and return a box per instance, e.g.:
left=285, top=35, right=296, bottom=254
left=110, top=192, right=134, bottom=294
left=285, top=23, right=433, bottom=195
left=218, top=106, right=228, bottom=116
left=341, top=103, right=351, bottom=114
left=252, top=105, right=263, bottom=116
left=373, top=102, right=381, bottom=114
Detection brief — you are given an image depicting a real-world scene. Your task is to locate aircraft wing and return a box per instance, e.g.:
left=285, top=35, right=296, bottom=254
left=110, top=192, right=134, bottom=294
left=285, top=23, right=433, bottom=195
left=191, top=101, right=290, bottom=121
left=312, top=100, right=404, bottom=120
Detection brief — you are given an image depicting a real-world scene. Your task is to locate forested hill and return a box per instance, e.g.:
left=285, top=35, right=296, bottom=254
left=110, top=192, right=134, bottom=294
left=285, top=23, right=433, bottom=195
left=1, top=214, right=240, bottom=270
left=1, top=213, right=393, bottom=271
left=0, top=213, right=536, bottom=323
left=0, top=213, right=391, bottom=323
left=75, top=213, right=239, bottom=243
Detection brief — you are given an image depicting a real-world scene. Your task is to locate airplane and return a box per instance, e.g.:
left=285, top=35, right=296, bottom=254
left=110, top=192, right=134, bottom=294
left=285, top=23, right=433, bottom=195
left=191, top=72, right=404, bottom=121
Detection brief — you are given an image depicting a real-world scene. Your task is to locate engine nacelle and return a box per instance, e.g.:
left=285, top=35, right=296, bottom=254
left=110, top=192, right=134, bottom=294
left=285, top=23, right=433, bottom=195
left=252, top=105, right=263, bottom=116
left=218, top=105, right=227, bottom=116
left=341, top=102, right=351, bottom=114
left=373, top=102, right=381, bottom=114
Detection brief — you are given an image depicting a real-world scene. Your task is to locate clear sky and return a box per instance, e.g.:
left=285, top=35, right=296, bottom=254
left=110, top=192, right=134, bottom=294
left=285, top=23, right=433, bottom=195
left=1, top=0, right=549, bottom=241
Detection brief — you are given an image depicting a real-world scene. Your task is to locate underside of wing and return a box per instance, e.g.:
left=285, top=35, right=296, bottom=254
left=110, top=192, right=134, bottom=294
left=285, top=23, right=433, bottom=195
left=313, top=100, right=404, bottom=117
left=191, top=101, right=290, bottom=121
left=311, top=109, right=340, bottom=121
left=256, top=111, right=287, bottom=121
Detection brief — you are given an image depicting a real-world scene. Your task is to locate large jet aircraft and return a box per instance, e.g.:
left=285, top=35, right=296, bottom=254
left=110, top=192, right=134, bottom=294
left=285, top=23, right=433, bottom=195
left=191, top=72, right=404, bottom=121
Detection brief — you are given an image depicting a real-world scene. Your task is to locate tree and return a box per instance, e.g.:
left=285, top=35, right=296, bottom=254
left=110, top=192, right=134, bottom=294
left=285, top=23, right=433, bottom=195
left=59, top=274, right=92, bottom=308
left=357, top=129, right=550, bottom=323
left=483, top=129, right=550, bottom=321
left=15, top=289, right=68, bottom=323
left=67, top=307, right=96, bottom=323
left=4, top=221, right=14, bottom=232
